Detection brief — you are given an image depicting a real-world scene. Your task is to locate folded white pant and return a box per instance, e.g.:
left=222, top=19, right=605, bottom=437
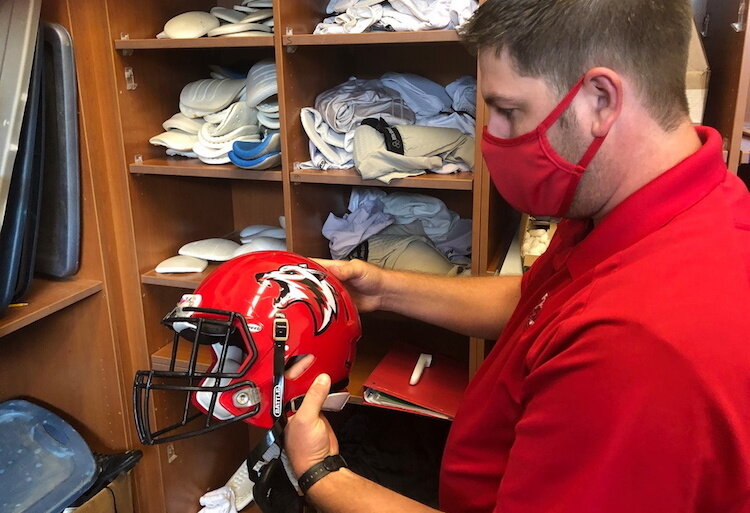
left=315, top=4, right=384, bottom=34
left=381, top=72, right=452, bottom=117
left=387, top=0, right=477, bottom=28
left=345, top=188, right=472, bottom=262
left=352, top=122, right=475, bottom=183
left=299, top=140, right=354, bottom=170
left=347, top=222, right=457, bottom=275
left=315, top=77, right=415, bottom=133
left=445, top=75, right=477, bottom=116
left=417, top=111, right=475, bottom=136
left=325, top=0, right=386, bottom=14
left=300, top=107, right=355, bottom=168
left=381, top=191, right=472, bottom=261
left=322, top=197, right=394, bottom=259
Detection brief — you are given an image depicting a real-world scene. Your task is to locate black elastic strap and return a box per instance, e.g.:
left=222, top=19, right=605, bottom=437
left=346, top=240, right=369, bottom=262
left=361, top=117, right=405, bottom=154
left=254, top=458, right=304, bottom=513
left=297, top=454, right=348, bottom=494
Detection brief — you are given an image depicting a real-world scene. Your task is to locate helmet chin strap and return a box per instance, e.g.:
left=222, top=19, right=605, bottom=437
left=271, top=313, right=289, bottom=423
left=229, top=313, right=302, bottom=513
left=228, top=314, right=352, bottom=513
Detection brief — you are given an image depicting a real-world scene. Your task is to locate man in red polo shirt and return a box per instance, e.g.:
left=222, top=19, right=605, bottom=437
left=285, top=1, right=750, bottom=512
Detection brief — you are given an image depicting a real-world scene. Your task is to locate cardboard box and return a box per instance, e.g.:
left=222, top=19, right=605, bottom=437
left=66, top=472, right=134, bottom=513
left=687, top=20, right=710, bottom=124
left=520, top=214, right=557, bottom=270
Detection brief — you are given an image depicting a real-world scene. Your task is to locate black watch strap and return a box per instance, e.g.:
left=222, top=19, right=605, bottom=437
left=297, top=454, right=348, bottom=494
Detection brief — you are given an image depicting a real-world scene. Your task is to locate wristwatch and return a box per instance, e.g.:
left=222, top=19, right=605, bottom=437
left=297, top=454, right=348, bottom=494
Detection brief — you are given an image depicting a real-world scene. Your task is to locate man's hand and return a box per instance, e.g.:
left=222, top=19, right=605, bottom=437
left=313, top=259, right=386, bottom=313
left=285, top=373, right=340, bottom=478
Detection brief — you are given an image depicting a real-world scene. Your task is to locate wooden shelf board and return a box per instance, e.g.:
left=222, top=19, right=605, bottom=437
left=152, top=340, right=213, bottom=372
left=0, top=278, right=103, bottom=337
left=114, top=36, right=274, bottom=50
left=291, top=168, right=474, bottom=190
left=282, top=30, right=460, bottom=46
left=130, top=159, right=283, bottom=181
left=141, top=265, right=219, bottom=290
left=741, top=135, right=750, bottom=165
left=347, top=342, right=389, bottom=405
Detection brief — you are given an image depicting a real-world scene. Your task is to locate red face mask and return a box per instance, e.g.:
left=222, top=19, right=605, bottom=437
left=481, top=77, right=607, bottom=217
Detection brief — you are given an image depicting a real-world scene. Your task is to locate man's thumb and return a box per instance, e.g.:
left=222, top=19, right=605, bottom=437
left=296, top=374, right=331, bottom=419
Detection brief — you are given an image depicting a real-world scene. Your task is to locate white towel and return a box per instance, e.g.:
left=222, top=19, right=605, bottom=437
left=323, top=193, right=395, bottom=259
left=198, top=487, right=238, bottom=513
left=318, top=3, right=384, bottom=34
left=326, top=0, right=386, bottom=14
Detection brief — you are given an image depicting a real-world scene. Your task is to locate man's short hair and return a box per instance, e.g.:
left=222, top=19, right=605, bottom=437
left=459, top=0, right=693, bottom=131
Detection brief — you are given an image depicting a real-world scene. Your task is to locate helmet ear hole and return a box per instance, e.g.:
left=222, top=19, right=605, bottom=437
left=284, top=354, right=315, bottom=380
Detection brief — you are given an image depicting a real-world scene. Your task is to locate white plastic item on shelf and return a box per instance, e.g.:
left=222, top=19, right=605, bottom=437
left=163, top=11, right=220, bottom=39
left=198, top=123, right=260, bottom=148
left=162, top=112, right=205, bottom=134
left=239, top=224, right=277, bottom=238
left=155, top=255, right=208, bottom=274
left=243, top=0, right=273, bottom=7
left=210, top=6, right=246, bottom=24
left=179, top=239, right=240, bottom=262
left=232, top=131, right=281, bottom=160
left=240, top=227, right=285, bottom=242
left=179, top=79, right=246, bottom=118
left=232, top=237, right=287, bottom=257
left=149, top=130, right=199, bottom=152
left=239, top=9, right=274, bottom=23
left=207, top=22, right=271, bottom=37
left=201, top=102, right=258, bottom=137
left=245, top=59, right=277, bottom=108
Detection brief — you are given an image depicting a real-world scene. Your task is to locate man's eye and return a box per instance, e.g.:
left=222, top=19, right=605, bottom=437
left=496, top=107, right=515, bottom=118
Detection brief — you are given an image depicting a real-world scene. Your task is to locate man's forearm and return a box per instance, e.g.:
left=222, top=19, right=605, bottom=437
left=379, top=272, right=522, bottom=340
left=305, top=469, right=441, bottom=513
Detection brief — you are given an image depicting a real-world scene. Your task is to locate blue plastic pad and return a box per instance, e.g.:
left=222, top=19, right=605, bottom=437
left=0, top=400, right=96, bottom=513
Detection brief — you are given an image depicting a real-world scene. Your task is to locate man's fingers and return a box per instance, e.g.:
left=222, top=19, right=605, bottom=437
left=313, top=258, right=357, bottom=282
left=296, top=373, right=332, bottom=421
left=310, top=258, right=335, bottom=268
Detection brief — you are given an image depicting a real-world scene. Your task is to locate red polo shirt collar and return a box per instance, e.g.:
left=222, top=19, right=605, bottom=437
left=554, top=126, right=727, bottom=277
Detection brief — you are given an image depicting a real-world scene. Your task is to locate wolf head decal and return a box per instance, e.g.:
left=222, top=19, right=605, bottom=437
left=255, top=264, right=338, bottom=334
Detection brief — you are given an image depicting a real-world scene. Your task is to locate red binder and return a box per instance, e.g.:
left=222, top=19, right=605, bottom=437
left=362, top=345, right=469, bottom=420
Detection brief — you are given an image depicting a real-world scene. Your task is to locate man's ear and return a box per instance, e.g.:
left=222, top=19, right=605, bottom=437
left=580, top=67, right=622, bottom=137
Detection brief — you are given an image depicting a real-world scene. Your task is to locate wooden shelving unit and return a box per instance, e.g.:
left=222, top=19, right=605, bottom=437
left=130, top=158, right=282, bottom=181
left=141, top=266, right=216, bottom=289
left=290, top=168, right=474, bottom=190
left=114, top=36, right=274, bottom=49
left=282, top=29, right=460, bottom=46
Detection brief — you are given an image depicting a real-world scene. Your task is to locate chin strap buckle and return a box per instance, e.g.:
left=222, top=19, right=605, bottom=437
left=272, top=314, right=288, bottom=421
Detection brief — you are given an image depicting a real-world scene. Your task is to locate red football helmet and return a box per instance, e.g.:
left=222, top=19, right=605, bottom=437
left=134, top=251, right=361, bottom=444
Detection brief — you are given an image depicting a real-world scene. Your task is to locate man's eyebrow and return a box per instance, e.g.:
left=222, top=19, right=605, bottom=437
left=483, top=94, right=523, bottom=106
